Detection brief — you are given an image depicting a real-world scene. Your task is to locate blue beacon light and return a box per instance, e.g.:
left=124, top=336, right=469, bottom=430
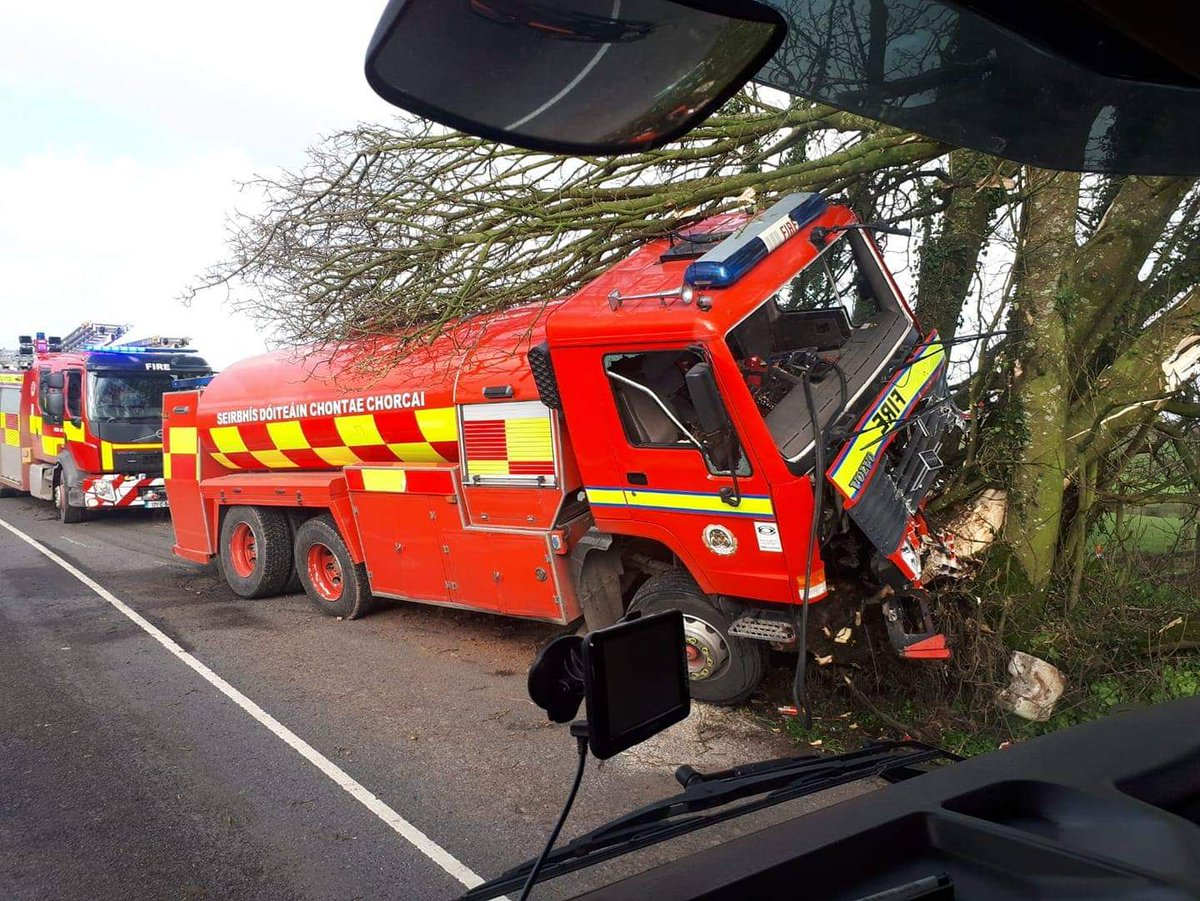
left=684, top=193, right=827, bottom=289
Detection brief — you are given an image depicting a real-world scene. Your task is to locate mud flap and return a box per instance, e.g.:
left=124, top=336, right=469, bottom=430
left=882, top=593, right=950, bottom=660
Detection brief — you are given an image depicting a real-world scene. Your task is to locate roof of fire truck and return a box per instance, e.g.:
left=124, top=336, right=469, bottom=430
left=546, top=201, right=856, bottom=346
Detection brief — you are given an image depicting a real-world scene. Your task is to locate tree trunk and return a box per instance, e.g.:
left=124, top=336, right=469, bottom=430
left=1004, top=169, right=1081, bottom=588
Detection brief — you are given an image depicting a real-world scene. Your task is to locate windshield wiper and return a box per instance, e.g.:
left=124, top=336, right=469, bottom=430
left=462, top=741, right=957, bottom=900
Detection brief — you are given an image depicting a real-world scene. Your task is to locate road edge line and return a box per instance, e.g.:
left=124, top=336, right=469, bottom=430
left=0, top=516, right=493, bottom=894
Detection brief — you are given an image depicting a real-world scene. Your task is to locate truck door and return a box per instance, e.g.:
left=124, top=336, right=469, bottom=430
left=0, top=376, right=23, bottom=487
left=585, top=346, right=792, bottom=604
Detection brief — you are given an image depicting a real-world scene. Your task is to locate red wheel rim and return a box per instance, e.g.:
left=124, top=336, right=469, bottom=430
left=306, top=543, right=344, bottom=602
left=229, top=522, right=258, bottom=579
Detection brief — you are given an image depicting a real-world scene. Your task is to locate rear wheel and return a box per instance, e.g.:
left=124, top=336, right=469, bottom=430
left=54, top=476, right=85, bottom=524
left=630, top=571, right=766, bottom=706
left=219, top=506, right=293, bottom=598
left=293, top=515, right=372, bottom=619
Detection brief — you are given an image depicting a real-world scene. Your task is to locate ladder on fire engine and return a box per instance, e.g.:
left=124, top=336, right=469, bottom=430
left=59, top=322, right=130, bottom=352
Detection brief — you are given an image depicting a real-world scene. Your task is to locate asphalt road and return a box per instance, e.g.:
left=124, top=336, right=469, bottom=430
left=0, top=494, right=854, bottom=900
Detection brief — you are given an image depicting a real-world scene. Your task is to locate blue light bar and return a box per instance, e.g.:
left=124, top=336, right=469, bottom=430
left=684, top=193, right=827, bottom=289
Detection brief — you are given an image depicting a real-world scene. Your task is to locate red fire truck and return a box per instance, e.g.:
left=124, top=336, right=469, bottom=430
left=164, top=194, right=961, bottom=704
left=0, top=326, right=212, bottom=522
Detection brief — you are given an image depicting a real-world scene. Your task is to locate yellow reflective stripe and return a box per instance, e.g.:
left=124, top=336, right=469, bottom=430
left=416, top=407, right=458, bottom=443
left=168, top=427, right=197, bottom=455
left=829, top=341, right=945, bottom=499
left=361, top=468, right=408, bottom=493
left=266, top=420, right=309, bottom=450
left=4, top=429, right=19, bottom=447
left=625, top=489, right=774, bottom=516
left=42, top=436, right=64, bottom=455
left=63, top=419, right=86, bottom=442
left=505, top=417, right=552, bottom=462
left=210, top=426, right=248, bottom=454
left=249, top=449, right=299, bottom=469
left=101, top=440, right=113, bottom=470
left=585, top=488, right=626, bottom=506
left=29, top=415, right=42, bottom=435
left=211, top=452, right=239, bottom=469
left=387, top=441, right=446, bottom=463
left=163, top=454, right=172, bottom=479
left=0, top=372, right=23, bottom=384
left=468, top=459, right=510, bottom=476
left=585, top=487, right=773, bottom=516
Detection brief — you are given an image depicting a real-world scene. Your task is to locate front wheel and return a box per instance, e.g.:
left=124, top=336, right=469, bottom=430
left=293, top=515, right=373, bottom=620
left=54, top=476, right=85, bottom=524
left=630, top=571, right=766, bottom=706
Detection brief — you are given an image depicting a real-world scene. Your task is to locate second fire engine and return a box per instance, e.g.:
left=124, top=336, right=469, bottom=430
left=1, top=323, right=212, bottom=522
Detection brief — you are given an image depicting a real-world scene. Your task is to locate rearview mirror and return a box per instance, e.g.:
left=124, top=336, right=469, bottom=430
left=364, top=0, right=785, bottom=154
left=685, top=361, right=727, bottom=435
left=528, top=611, right=689, bottom=759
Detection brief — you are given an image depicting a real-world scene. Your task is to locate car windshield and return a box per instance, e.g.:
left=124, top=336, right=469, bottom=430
left=87, top=372, right=172, bottom=423
left=725, top=230, right=915, bottom=463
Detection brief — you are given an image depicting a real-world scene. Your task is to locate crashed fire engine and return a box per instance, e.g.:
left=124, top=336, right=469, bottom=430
left=0, top=323, right=211, bottom=522
left=164, top=193, right=962, bottom=704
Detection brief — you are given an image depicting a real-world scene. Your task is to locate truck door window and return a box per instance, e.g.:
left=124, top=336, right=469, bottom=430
left=65, top=370, right=83, bottom=421
left=37, top=368, right=59, bottom=424
left=604, top=350, right=747, bottom=476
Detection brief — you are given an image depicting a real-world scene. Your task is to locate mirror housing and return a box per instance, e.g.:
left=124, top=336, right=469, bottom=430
left=45, top=391, right=65, bottom=420
left=685, top=361, right=728, bottom=436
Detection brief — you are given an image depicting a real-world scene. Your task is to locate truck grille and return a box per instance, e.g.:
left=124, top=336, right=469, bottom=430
left=113, top=450, right=164, bottom=476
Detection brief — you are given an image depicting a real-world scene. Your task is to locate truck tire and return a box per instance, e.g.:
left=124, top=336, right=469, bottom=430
left=54, top=476, right=85, bottom=524
left=630, top=571, right=765, bottom=707
left=219, top=506, right=294, bottom=599
left=293, top=515, right=373, bottom=620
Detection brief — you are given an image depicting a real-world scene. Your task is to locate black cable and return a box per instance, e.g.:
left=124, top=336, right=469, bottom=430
left=518, top=734, right=589, bottom=901
left=793, top=357, right=847, bottom=731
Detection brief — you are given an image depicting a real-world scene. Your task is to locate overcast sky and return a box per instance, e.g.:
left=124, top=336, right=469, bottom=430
left=0, top=1, right=400, bottom=368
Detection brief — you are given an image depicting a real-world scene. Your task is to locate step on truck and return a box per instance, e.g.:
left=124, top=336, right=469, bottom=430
left=0, top=326, right=212, bottom=522
left=163, top=194, right=963, bottom=704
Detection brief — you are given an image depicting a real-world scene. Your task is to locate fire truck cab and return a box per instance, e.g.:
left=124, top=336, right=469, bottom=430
left=165, top=194, right=961, bottom=704
left=1, top=328, right=212, bottom=522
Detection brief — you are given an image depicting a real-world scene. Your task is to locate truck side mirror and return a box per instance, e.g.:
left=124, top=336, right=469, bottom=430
left=44, top=371, right=65, bottom=390
left=685, top=362, right=728, bottom=436
left=46, top=391, right=65, bottom=420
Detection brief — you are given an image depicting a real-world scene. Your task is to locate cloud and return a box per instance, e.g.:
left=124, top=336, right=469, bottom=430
left=0, top=148, right=270, bottom=368
left=0, top=0, right=406, bottom=369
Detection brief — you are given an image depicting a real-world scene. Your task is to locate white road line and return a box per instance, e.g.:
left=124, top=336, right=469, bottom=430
left=0, top=516, right=496, bottom=895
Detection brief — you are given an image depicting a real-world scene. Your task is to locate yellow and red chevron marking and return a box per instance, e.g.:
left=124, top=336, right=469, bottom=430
left=201, top=407, right=459, bottom=471
left=81, top=474, right=166, bottom=509
left=461, top=401, right=554, bottom=481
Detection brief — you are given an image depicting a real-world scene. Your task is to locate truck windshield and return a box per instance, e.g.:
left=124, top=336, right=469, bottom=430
left=725, top=230, right=917, bottom=465
left=87, top=372, right=172, bottom=423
